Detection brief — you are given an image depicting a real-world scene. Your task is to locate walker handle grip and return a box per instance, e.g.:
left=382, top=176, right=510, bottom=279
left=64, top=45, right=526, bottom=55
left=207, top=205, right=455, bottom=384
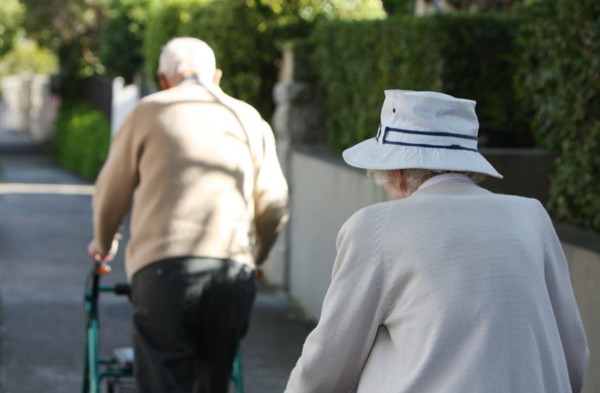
left=113, top=283, right=131, bottom=296
left=97, top=262, right=112, bottom=275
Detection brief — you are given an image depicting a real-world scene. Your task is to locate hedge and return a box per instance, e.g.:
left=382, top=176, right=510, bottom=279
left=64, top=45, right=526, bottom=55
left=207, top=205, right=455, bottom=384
left=306, top=5, right=599, bottom=232
left=308, top=13, right=529, bottom=152
left=53, top=100, right=111, bottom=179
left=516, top=0, right=600, bottom=232
left=99, top=0, right=161, bottom=84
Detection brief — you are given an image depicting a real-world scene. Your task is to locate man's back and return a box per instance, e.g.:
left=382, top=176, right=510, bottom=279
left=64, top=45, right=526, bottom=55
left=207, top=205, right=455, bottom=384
left=90, top=37, right=290, bottom=393
left=93, top=82, right=288, bottom=279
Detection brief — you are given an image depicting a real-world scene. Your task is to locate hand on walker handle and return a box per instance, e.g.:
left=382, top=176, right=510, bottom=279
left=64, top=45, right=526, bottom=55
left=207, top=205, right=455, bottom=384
left=87, top=234, right=121, bottom=264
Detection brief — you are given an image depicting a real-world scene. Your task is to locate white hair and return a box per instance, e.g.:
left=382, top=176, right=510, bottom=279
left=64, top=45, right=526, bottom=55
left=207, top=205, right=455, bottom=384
left=368, top=168, right=485, bottom=194
left=158, top=37, right=216, bottom=83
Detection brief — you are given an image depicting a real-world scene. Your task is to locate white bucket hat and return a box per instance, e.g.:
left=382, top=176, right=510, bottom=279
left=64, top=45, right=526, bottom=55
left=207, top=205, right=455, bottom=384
left=342, top=90, right=503, bottom=179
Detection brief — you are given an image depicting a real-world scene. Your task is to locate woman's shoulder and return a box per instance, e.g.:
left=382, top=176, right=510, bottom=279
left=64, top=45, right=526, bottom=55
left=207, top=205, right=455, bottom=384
left=342, top=200, right=395, bottom=234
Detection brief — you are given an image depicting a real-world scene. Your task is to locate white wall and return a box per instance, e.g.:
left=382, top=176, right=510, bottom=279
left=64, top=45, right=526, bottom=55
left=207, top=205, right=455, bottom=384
left=287, top=151, right=385, bottom=319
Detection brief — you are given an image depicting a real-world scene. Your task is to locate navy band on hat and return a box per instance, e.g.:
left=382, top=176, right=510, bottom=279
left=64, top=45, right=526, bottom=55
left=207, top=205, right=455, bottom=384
left=375, top=125, right=479, bottom=152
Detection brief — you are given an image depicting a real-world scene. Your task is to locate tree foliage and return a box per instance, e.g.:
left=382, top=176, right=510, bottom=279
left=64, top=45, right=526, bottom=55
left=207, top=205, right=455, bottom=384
left=20, top=0, right=109, bottom=97
left=99, top=0, right=161, bottom=83
left=0, top=37, right=59, bottom=78
left=381, top=0, right=414, bottom=15
left=445, top=0, right=523, bottom=12
left=0, top=0, right=25, bottom=57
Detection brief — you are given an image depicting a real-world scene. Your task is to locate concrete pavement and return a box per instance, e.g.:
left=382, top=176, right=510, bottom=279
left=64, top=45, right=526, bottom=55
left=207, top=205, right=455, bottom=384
left=0, top=130, right=315, bottom=393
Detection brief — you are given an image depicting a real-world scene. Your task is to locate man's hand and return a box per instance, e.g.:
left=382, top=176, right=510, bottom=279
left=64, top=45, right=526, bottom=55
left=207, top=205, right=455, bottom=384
left=87, top=235, right=120, bottom=262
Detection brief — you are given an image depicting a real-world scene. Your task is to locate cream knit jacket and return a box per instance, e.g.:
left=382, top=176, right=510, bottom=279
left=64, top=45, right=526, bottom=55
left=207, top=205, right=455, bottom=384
left=285, top=179, right=589, bottom=393
left=92, top=83, right=288, bottom=279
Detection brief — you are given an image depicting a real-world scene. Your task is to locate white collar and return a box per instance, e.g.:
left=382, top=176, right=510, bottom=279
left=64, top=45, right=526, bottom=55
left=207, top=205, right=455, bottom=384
left=418, top=173, right=474, bottom=191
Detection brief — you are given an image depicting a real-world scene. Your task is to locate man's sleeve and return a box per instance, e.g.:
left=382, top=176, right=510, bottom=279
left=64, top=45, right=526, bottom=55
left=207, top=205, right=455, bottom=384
left=92, top=110, right=140, bottom=255
left=541, top=207, right=590, bottom=392
left=252, top=120, right=289, bottom=265
left=284, top=208, right=388, bottom=393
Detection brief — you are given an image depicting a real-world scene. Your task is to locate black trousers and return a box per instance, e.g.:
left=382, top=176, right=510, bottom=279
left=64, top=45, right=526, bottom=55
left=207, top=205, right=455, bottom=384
left=130, top=257, right=256, bottom=393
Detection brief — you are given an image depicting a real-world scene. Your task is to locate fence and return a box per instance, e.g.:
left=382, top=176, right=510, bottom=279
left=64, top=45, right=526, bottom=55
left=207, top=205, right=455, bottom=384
left=0, top=74, right=59, bottom=142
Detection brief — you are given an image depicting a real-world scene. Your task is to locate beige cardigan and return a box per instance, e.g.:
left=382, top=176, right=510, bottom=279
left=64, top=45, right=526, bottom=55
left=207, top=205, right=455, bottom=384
left=92, top=83, right=288, bottom=279
left=285, top=179, right=589, bottom=393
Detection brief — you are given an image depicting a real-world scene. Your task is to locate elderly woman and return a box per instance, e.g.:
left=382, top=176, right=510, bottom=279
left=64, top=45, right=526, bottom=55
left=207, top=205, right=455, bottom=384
left=284, top=90, right=589, bottom=393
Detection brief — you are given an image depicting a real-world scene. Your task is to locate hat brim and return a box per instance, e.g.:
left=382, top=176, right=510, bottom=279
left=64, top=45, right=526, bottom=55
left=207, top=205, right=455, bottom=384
left=342, top=138, right=503, bottom=179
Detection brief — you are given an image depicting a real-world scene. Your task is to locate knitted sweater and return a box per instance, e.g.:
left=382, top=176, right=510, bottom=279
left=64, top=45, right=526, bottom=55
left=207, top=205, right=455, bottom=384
left=285, top=179, right=589, bottom=393
left=92, top=82, right=289, bottom=279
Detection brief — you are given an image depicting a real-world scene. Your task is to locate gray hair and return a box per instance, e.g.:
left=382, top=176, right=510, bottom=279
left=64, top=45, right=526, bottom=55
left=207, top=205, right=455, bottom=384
left=158, top=37, right=216, bottom=83
left=368, top=168, right=484, bottom=194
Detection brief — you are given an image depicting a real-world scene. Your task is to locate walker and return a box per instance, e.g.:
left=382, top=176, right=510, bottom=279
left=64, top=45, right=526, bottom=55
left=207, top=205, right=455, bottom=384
left=81, top=262, right=245, bottom=393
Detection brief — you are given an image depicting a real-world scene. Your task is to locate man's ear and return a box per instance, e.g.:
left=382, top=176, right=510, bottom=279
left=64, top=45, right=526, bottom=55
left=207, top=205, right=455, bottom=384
left=157, top=73, right=170, bottom=90
left=213, top=69, right=223, bottom=86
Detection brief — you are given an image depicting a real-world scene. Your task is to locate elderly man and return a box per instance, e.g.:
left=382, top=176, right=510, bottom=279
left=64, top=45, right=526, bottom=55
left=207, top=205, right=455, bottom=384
left=87, top=37, right=288, bottom=393
left=284, top=90, right=589, bottom=393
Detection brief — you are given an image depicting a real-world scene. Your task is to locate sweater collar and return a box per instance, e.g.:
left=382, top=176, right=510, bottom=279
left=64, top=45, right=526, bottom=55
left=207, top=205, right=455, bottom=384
left=177, top=76, right=202, bottom=86
left=418, top=173, right=474, bottom=191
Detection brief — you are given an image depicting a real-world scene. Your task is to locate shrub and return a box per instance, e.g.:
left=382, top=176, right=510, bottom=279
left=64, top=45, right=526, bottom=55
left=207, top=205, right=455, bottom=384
left=0, top=0, right=25, bottom=57
left=54, top=100, right=111, bottom=179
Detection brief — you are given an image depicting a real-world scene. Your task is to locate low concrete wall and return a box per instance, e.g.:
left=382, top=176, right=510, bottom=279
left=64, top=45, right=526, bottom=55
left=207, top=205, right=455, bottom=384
left=288, top=150, right=384, bottom=318
left=480, top=148, right=556, bottom=204
left=285, top=149, right=599, bottom=391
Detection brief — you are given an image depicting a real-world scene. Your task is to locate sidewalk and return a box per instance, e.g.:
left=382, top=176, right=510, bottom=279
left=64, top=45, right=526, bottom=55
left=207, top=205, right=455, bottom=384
left=0, top=130, right=315, bottom=393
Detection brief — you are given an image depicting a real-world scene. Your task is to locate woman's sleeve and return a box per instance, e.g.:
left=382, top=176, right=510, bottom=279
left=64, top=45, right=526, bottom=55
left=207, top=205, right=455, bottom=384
left=541, top=206, right=590, bottom=392
left=284, top=207, right=388, bottom=393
